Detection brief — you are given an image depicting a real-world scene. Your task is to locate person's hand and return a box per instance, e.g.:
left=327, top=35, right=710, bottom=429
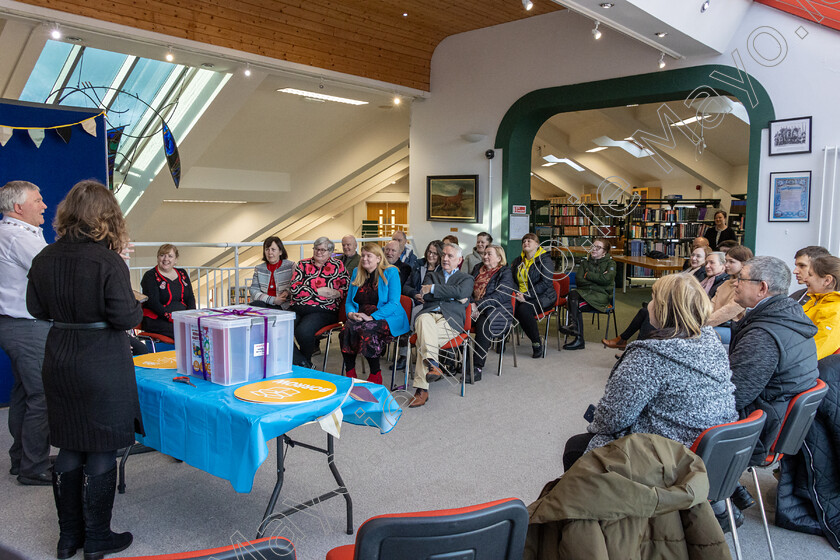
left=414, top=293, right=424, bottom=303
left=458, top=298, right=468, bottom=305
left=276, top=291, right=289, bottom=303
left=358, top=313, right=374, bottom=322
left=421, top=284, right=433, bottom=295
left=514, top=291, right=526, bottom=303
left=120, top=242, right=135, bottom=262
left=470, top=302, right=478, bottom=315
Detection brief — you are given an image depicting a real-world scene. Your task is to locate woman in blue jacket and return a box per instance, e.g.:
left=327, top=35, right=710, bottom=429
left=340, top=243, right=410, bottom=384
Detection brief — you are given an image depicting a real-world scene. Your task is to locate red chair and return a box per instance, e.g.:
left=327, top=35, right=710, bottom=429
left=314, top=295, right=347, bottom=372
left=409, top=305, right=472, bottom=396
left=747, top=379, right=829, bottom=559
left=387, top=295, right=414, bottom=391
left=690, top=410, right=766, bottom=560
left=325, top=498, right=528, bottom=560
left=134, top=324, right=175, bottom=353
left=516, top=273, right=568, bottom=357
left=110, top=537, right=295, bottom=559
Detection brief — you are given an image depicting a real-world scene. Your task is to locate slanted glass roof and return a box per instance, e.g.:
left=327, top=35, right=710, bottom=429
left=18, top=40, right=231, bottom=214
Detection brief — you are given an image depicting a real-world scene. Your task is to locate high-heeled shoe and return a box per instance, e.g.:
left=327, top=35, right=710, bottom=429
left=602, top=336, right=627, bottom=350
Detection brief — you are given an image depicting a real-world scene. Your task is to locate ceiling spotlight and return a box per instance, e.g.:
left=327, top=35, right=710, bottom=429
left=701, top=0, right=710, bottom=13
left=403, top=12, right=408, bottom=17
left=658, top=52, right=666, bottom=69
left=592, top=21, right=602, bottom=40
left=655, top=31, right=668, bottom=38
left=393, top=96, right=401, bottom=106
left=244, top=64, right=252, bottom=77
left=165, top=47, right=174, bottom=62
left=522, top=0, right=534, bottom=11
left=600, top=2, right=615, bottom=7
left=50, top=24, right=61, bottom=40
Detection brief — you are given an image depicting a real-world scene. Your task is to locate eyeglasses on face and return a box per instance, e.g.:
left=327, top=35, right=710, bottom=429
left=732, top=276, right=762, bottom=285
left=313, top=247, right=330, bottom=253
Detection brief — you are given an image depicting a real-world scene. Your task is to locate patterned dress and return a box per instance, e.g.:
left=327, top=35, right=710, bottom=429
left=340, top=275, right=393, bottom=358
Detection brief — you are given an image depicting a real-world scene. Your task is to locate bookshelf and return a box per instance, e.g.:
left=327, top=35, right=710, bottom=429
left=547, top=196, right=621, bottom=249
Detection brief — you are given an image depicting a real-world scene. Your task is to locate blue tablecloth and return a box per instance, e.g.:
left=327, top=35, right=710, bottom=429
left=134, top=366, right=402, bottom=492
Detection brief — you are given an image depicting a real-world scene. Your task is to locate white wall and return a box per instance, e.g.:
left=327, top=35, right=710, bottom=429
left=410, top=6, right=840, bottom=265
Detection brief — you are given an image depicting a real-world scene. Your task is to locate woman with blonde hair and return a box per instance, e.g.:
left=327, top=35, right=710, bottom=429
left=563, top=273, right=736, bottom=471
left=140, top=243, right=196, bottom=337
left=27, top=180, right=143, bottom=559
left=803, top=255, right=840, bottom=359
left=340, top=243, right=409, bottom=384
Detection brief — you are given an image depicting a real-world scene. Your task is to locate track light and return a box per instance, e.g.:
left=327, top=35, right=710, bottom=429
left=522, top=0, right=534, bottom=11
left=165, top=47, right=174, bottom=62
left=658, top=52, right=666, bottom=69
left=592, top=21, right=602, bottom=40
left=244, top=64, right=252, bottom=77
left=393, top=95, right=401, bottom=106
left=50, top=23, right=61, bottom=40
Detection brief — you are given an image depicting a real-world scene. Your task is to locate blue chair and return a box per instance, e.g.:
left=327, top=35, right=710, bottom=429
left=580, top=285, right=618, bottom=340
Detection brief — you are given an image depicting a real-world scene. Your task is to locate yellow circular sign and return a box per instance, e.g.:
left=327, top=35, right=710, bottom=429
left=133, top=350, right=178, bottom=369
left=234, top=378, right=338, bottom=405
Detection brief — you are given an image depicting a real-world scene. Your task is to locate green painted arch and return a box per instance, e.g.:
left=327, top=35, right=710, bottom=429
left=494, top=64, right=775, bottom=260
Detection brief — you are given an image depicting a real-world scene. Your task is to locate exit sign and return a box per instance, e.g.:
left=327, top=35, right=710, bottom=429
left=512, top=205, right=527, bottom=214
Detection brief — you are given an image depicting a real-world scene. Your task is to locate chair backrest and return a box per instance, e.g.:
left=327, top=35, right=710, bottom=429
left=464, top=301, right=472, bottom=332
left=553, top=272, right=570, bottom=298
left=690, top=410, right=766, bottom=502
left=771, top=378, right=828, bottom=457
left=336, top=294, right=347, bottom=324
left=352, top=497, right=528, bottom=560
left=399, top=295, right=413, bottom=322
left=110, top=537, right=295, bottom=560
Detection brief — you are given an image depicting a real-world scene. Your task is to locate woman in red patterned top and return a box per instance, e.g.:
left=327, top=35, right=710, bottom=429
left=289, top=236, right=349, bottom=368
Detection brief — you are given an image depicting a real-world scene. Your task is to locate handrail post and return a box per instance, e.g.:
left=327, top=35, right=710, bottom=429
left=233, top=243, right=240, bottom=302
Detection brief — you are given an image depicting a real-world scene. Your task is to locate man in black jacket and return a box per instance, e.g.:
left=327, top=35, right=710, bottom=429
left=725, top=255, right=819, bottom=527
left=384, top=240, right=412, bottom=286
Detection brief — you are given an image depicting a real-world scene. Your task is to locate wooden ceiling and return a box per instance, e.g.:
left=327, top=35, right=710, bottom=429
left=15, top=0, right=563, bottom=91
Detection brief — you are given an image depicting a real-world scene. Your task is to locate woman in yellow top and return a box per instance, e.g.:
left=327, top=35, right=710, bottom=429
left=803, top=255, right=840, bottom=360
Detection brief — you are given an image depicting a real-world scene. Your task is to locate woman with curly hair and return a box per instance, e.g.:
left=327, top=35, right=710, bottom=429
left=27, top=180, right=143, bottom=559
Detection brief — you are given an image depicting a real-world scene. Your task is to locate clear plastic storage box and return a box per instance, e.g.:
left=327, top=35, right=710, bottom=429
left=172, top=306, right=295, bottom=385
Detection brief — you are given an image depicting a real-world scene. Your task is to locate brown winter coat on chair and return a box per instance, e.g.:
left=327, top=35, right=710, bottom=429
left=524, top=433, right=731, bottom=560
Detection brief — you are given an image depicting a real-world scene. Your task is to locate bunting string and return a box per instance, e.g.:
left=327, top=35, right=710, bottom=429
left=0, top=111, right=104, bottom=131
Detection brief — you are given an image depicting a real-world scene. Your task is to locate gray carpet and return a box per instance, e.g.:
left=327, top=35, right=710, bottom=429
left=0, top=310, right=835, bottom=559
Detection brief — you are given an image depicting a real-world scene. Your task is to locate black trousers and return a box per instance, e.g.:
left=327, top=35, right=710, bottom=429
left=562, top=432, right=595, bottom=472
left=620, top=306, right=655, bottom=341
left=289, top=305, right=337, bottom=361
left=513, top=300, right=543, bottom=345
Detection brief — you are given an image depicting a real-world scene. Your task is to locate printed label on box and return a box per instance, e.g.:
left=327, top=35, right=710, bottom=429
left=253, top=342, right=270, bottom=357
left=190, top=325, right=213, bottom=379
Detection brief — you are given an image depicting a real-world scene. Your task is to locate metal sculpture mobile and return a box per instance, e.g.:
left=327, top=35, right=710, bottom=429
left=49, top=82, right=181, bottom=191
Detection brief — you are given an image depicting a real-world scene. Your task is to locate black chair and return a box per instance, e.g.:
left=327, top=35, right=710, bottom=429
left=111, top=536, right=295, bottom=559
left=325, top=497, right=528, bottom=560
left=748, top=378, right=829, bottom=560
left=690, top=410, right=766, bottom=560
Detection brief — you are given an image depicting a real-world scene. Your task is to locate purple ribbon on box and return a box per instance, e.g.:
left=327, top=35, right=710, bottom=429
left=196, top=307, right=270, bottom=381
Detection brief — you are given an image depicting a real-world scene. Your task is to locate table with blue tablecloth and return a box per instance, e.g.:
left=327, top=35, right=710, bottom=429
left=129, top=363, right=402, bottom=536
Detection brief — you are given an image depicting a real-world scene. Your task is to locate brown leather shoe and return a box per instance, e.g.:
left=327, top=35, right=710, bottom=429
left=408, top=389, right=428, bottom=408
left=423, top=359, right=443, bottom=383
left=602, top=336, right=627, bottom=350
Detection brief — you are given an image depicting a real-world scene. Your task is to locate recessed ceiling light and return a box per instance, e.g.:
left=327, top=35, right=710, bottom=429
left=403, top=12, right=408, bottom=17
left=201, top=62, right=215, bottom=68
left=600, top=2, right=615, bottom=8
left=244, top=64, right=252, bottom=77
left=50, top=24, right=61, bottom=40
left=393, top=96, right=401, bottom=105
left=66, top=36, right=83, bottom=42
left=655, top=32, right=668, bottom=38
left=165, top=47, right=174, bottom=62
left=586, top=147, right=608, bottom=153
left=701, top=1, right=710, bottom=13
left=277, top=88, right=368, bottom=105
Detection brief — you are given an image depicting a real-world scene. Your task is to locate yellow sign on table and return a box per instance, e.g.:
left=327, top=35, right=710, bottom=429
left=234, top=378, right=338, bottom=405
left=133, top=350, right=178, bottom=369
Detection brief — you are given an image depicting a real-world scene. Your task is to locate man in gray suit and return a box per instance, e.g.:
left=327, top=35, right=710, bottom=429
left=409, top=242, right=474, bottom=408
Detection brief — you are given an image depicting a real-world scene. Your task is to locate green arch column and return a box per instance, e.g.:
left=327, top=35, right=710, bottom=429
left=494, top=65, right=775, bottom=260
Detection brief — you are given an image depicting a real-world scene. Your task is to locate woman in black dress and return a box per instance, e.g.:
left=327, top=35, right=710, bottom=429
left=140, top=243, right=196, bottom=338
left=27, top=180, right=143, bottom=560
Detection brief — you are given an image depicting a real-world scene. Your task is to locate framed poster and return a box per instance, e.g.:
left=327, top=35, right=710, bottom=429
left=769, top=171, right=811, bottom=222
left=426, top=175, right=478, bottom=222
left=769, top=116, right=811, bottom=156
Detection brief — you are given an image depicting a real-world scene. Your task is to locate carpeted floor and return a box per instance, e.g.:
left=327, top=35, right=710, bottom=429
left=0, top=290, right=835, bottom=559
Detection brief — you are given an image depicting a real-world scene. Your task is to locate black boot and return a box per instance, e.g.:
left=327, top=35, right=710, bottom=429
left=82, top=468, right=133, bottom=560
left=562, top=311, right=585, bottom=350
left=53, top=467, right=85, bottom=559
left=532, top=340, right=544, bottom=358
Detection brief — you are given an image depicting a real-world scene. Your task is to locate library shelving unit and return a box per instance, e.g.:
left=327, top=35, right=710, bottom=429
left=729, top=195, right=747, bottom=244
left=547, top=195, right=621, bottom=249
left=624, top=198, right=721, bottom=279
left=530, top=199, right=552, bottom=243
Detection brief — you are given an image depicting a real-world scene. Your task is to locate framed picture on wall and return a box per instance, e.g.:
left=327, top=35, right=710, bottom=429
left=769, top=171, right=811, bottom=222
left=768, top=116, right=811, bottom=156
left=426, top=175, right=479, bottom=222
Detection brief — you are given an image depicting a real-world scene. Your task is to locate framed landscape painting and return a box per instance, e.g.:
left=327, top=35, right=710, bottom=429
left=426, top=175, right=478, bottom=222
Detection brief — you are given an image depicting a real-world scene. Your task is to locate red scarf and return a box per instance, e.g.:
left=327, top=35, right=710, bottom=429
left=267, top=260, right=282, bottom=296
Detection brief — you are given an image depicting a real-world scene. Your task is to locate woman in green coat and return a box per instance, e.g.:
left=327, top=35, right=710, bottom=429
left=562, top=238, right=616, bottom=350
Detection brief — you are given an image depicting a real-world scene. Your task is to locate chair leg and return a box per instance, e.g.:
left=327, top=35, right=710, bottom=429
left=555, top=310, right=562, bottom=350
left=511, top=330, right=517, bottom=368
left=542, top=313, right=550, bottom=358
left=497, top=336, right=504, bottom=377
left=726, top=497, right=745, bottom=560
left=750, top=466, right=776, bottom=560
left=460, top=344, right=467, bottom=397
left=322, top=334, right=331, bottom=371
left=390, top=336, right=399, bottom=392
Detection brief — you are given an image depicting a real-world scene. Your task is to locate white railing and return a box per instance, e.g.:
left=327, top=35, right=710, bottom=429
left=129, top=236, right=412, bottom=308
